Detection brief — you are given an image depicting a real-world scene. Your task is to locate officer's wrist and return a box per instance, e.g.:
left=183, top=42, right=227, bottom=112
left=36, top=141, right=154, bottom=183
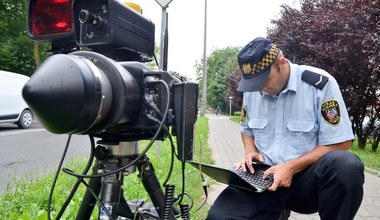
left=245, top=148, right=259, bottom=155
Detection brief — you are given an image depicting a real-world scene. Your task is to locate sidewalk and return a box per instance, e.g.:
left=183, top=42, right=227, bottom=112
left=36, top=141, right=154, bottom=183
left=206, top=114, right=380, bottom=220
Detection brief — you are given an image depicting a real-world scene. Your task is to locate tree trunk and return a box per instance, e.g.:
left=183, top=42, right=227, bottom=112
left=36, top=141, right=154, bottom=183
left=357, top=136, right=367, bottom=150
left=372, top=140, right=379, bottom=152
left=371, top=131, right=380, bottom=152
left=34, top=42, right=41, bottom=67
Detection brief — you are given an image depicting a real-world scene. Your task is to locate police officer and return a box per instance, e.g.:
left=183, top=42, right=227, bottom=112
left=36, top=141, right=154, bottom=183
left=207, top=37, right=364, bottom=220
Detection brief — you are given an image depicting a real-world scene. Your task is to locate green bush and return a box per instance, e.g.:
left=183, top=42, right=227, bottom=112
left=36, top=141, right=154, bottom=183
left=233, top=111, right=241, bottom=116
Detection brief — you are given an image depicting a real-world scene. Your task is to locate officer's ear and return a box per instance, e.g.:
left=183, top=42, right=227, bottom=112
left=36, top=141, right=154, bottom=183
left=272, top=51, right=285, bottom=73
left=278, top=55, right=287, bottom=66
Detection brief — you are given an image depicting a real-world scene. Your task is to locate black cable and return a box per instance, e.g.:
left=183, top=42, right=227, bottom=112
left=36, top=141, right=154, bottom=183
left=179, top=203, right=190, bottom=220
left=56, top=135, right=95, bottom=219
left=162, top=132, right=175, bottom=186
left=47, top=134, right=72, bottom=220
left=144, top=94, right=163, bottom=119
left=178, top=162, right=186, bottom=205
left=62, top=79, right=171, bottom=179
left=143, top=88, right=176, bottom=186
left=175, top=192, right=194, bottom=210
left=153, top=54, right=160, bottom=69
left=161, top=184, right=176, bottom=219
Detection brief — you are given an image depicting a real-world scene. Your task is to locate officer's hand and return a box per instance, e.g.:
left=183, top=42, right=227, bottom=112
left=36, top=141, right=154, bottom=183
left=235, top=151, right=265, bottom=173
left=263, top=162, right=295, bottom=191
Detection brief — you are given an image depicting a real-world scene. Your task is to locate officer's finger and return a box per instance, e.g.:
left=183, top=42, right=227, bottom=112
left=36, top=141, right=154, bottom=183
left=246, top=160, right=254, bottom=173
left=267, top=177, right=278, bottom=191
left=239, top=160, right=247, bottom=172
left=263, top=169, right=273, bottom=179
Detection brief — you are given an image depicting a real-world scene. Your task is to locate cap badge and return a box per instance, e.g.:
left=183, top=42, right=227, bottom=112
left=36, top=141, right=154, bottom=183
left=242, top=63, right=252, bottom=75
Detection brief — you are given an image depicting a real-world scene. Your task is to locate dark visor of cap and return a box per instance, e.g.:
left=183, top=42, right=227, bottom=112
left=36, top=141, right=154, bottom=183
left=237, top=68, right=270, bottom=92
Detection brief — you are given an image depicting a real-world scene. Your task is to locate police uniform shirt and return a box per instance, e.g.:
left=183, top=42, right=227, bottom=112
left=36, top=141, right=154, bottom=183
left=241, top=61, right=354, bottom=166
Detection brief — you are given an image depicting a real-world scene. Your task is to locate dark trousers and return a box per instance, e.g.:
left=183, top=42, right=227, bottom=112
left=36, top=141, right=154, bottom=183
left=207, top=150, right=365, bottom=220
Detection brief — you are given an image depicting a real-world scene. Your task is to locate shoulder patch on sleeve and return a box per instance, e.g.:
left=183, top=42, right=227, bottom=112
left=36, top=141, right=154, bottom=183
left=240, top=102, right=246, bottom=123
left=301, top=70, right=329, bottom=89
left=321, top=99, right=341, bottom=125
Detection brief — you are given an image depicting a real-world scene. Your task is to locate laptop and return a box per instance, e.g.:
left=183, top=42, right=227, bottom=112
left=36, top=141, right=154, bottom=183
left=189, top=161, right=273, bottom=193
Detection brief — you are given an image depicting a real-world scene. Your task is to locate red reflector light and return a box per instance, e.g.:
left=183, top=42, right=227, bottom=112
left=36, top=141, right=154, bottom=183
left=30, top=0, right=73, bottom=37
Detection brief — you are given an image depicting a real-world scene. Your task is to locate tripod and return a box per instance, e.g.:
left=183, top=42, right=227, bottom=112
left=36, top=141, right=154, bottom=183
left=74, top=140, right=180, bottom=220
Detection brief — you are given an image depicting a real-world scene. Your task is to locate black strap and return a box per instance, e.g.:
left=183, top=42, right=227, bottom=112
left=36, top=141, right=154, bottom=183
left=301, top=70, right=329, bottom=89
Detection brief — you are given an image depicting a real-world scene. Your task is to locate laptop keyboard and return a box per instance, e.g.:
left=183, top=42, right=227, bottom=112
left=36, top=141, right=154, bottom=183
left=230, top=168, right=274, bottom=192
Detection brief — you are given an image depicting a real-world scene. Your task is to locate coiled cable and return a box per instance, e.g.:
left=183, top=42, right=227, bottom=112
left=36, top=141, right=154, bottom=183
left=161, top=184, right=176, bottom=220
left=179, top=204, right=190, bottom=220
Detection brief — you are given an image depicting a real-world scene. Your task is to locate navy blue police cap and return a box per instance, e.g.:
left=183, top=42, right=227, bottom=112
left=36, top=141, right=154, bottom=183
left=237, top=37, right=280, bottom=92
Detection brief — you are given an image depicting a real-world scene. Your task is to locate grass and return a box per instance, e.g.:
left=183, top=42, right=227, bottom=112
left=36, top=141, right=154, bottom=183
left=230, top=115, right=380, bottom=171
left=0, top=117, right=213, bottom=219
left=230, top=115, right=240, bottom=124
left=350, top=141, right=380, bottom=171
left=0, top=159, right=91, bottom=220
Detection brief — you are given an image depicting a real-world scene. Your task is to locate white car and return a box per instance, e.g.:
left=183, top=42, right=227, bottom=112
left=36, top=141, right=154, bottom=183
left=0, top=70, right=33, bottom=128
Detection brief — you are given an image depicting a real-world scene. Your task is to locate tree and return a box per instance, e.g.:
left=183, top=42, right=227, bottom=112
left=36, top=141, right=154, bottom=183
left=225, top=68, right=243, bottom=112
left=196, top=47, right=240, bottom=113
left=268, top=0, right=380, bottom=150
left=0, top=0, right=40, bottom=76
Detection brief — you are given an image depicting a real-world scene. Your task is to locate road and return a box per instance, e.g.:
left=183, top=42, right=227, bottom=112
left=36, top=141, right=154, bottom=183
left=0, top=121, right=91, bottom=194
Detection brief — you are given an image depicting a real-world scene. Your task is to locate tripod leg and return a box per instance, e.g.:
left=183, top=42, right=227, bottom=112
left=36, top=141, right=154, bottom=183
left=138, top=157, right=177, bottom=220
left=117, top=196, right=134, bottom=218
left=76, top=162, right=102, bottom=220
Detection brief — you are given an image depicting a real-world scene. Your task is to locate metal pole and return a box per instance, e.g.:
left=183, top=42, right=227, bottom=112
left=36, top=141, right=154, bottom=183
left=229, top=96, right=233, bottom=116
left=159, top=8, right=167, bottom=70
left=155, top=0, right=174, bottom=155
left=229, top=99, right=232, bottom=116
left=155, top=0, right=173, bottom=69
left=200, top=0, right=208, bottom=116
left=156, top=7, right=167, bottom=156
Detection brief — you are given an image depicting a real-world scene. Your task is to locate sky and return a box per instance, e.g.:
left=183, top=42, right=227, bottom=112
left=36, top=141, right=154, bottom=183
left=123, top=0, right=299, bottom=80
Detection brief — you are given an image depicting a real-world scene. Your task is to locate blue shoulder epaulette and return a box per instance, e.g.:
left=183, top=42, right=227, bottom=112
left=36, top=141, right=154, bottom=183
left=301, top=70, right=329, bottom=89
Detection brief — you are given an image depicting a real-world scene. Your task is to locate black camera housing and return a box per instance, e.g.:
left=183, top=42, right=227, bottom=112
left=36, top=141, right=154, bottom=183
left=73, top=0, right=155, bottom=61
left=27, top=0, right=155, bottom=61
left=24, top=0, right=198, bottom=162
